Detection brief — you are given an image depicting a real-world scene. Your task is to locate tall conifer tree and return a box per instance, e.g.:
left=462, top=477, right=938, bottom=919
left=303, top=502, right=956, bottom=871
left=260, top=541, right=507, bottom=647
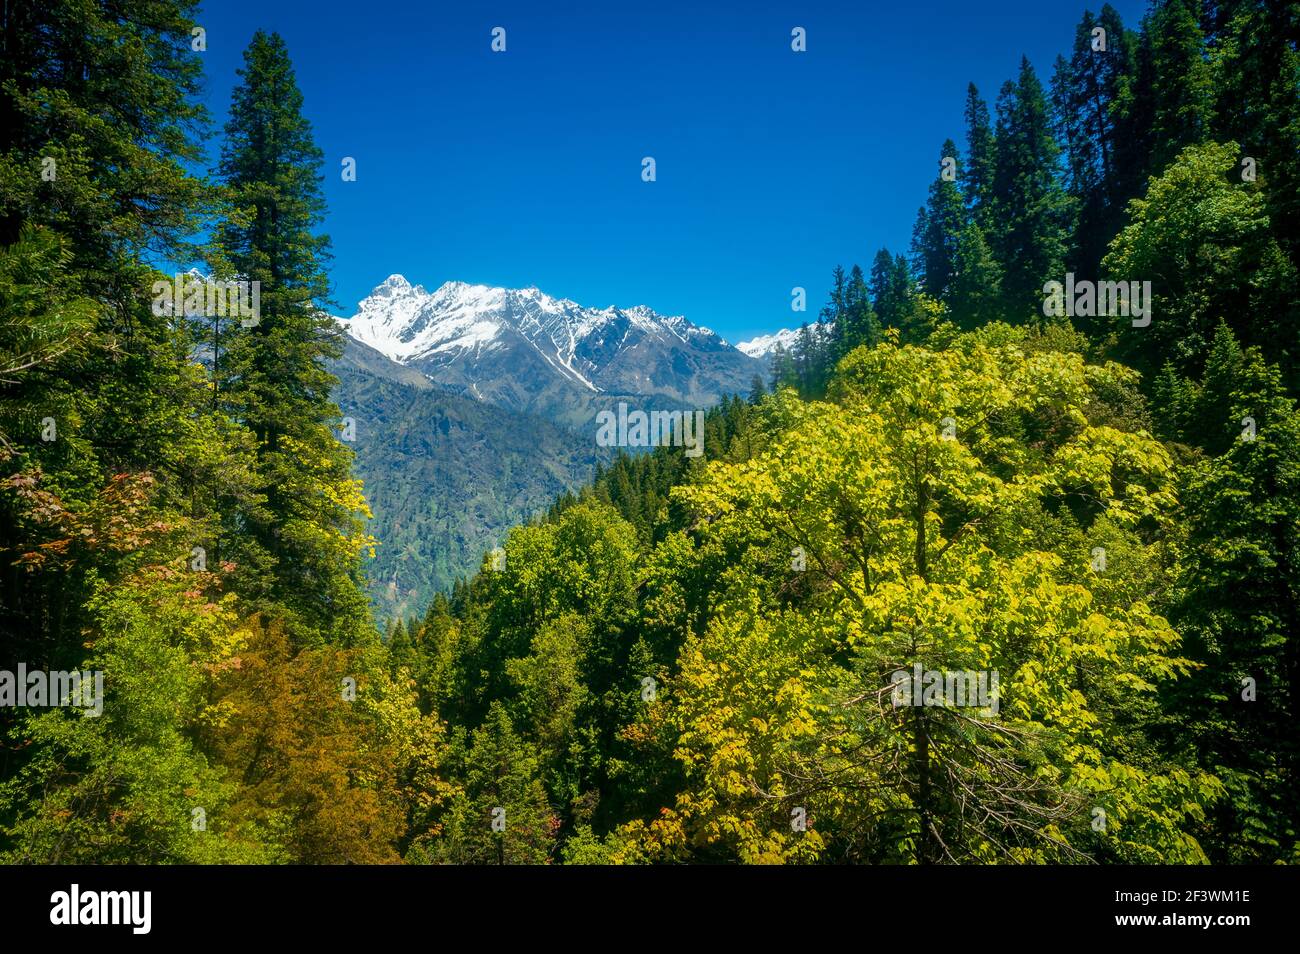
left=988, top=59, right=1071, bottom=321
left=911, top=139, right=969, bottom=302
left=869, top=250, right=922, bottom=340
left=1147, top=0, right=1213, bottom=173
left=1051, top=5, right=1134, bottom=274
left=961, top=83, right=996, bottom=229
left=835, top=264, right=880, bottom=358
left=1209, top=0, right=1300, bottom=267
left=216, top=31, right=372, bottom=646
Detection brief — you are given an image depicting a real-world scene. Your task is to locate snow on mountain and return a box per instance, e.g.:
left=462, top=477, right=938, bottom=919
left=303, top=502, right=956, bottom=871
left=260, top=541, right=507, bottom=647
left=341, top=276, right=734, bottom=390
left=736, top=321, right=836, bottom=359
left=338, top=275, right=763, bottom=428
left=343, top=275, right=504, bottom=361
left=736, top=328, right=800, bottom=359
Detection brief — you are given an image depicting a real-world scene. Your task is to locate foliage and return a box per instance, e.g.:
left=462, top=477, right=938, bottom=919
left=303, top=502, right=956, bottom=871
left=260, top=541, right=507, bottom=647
left=2, top=0, right=1297, bottom=867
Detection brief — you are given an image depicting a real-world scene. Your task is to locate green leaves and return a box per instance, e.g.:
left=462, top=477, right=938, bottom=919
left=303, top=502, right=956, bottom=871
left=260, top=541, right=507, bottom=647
left=624, top=334, right=1217, bottom=863
left=1104, top=141, right=1298, bottom=387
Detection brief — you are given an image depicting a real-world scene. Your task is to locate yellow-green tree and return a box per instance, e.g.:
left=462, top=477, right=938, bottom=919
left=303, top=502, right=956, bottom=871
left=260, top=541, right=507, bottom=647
left=617, top=329, right=1221, bottom=863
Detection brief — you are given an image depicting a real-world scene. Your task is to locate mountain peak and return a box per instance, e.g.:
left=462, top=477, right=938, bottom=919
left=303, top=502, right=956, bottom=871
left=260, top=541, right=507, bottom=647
left=347, top=277, right=723, bottom=365
left=341, top=274, right=763, bottom=421
left=736, top=321, right=833, bottom=358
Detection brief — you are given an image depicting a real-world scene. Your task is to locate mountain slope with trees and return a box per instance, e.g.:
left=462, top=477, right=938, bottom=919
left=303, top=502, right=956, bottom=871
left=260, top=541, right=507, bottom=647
left=1, top=0, right=1297, bottom=865
left=332, top=337, right=606, bottom=619
left=397, top=0, right=1300, bottom=865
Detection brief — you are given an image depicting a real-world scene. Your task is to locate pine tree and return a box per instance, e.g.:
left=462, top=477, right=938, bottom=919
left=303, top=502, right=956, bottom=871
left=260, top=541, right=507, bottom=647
left=0, top=0, right=223, bottom=656
left=869, top=249, right=915, bottom=335
left=795, top=322, right=816, bottom=396
left=432, top=703, right=556, bottom=864
left=988, top=59, right=1072, bottom=321
left=948, top=222, right=1004, bottom=330
left=1147, top=0, right=1213, bottom=173
left=0, top=1, right=212, bottom=264
left=216, top=31, right=373, bottom=646
left=810, top=313, right=832, bottom=394
left=1051, top=5, right=1134, bottom=274
left=837, top=264, right=880, bottom=357
left=1209, top=0, right=1300, bottom=268
left=769, top=343, right=799, bottom=392
left=822, top=263, right=847, bottom=331
left=911, top=139, right=968, bottom=302
left=388, top=617, right=420, bottom=679
left=1156, top=322, right=1247, bottom=455
left=1112, top=15, right=1158, bottom=203
left=1165, top=342, right=1300, bottom=862
left=961, top=83, right=996, bottom=229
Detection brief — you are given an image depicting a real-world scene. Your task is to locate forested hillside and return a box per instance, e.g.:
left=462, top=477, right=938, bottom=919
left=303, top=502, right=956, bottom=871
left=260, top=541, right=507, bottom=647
left=1, top=0, right=1297, bottom=865
left=0, top=9, right=431, bottom=862
left=333, top=337, right=606, bottom=619
left=389, top=0, right=1300, bottom=864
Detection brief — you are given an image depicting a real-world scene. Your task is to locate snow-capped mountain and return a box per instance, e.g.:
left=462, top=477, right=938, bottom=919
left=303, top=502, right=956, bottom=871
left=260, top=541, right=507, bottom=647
left=339, top=275, right=764, bottom=428
left=736, top=328, right=801, bottom=359
left=736, top=321, right=835, bottom=359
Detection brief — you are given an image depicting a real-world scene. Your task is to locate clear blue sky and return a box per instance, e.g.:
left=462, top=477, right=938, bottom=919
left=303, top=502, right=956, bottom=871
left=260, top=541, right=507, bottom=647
left=193, top=0, right=1150, bottom=344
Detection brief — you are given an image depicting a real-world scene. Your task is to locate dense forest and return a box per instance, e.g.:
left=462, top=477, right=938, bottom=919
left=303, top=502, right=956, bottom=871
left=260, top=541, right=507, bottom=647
left=331, top=339, right=607, bottom=621
left=1, top=0, right=1297, bottom=864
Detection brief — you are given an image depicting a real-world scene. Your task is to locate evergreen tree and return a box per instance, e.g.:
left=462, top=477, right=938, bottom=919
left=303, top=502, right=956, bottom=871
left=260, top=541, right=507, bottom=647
left=432, top=704, right=556, bottom=864
left=1147, top=0, right=1213, bottom=173
left=1112, top=15, right=1158, bottom=202
left=821, top=264, right=847, bottom=330
left=0, top=0, right=222, bottom=657
left=911, top=139, right=968, bottom=301
left=795, top=322, right=816, bottom=395
left=947, top=222, right=1004, bottom=330
left=1164, top=341, right=1300, bottom=862
left=988, top=59, right=1072, bottom=321
left=216, top=31, right=373, bottom=646
left=769, top=343, right=799, bottom=392
left=0, top=1, right=213, bottom=265
left=388, top=617, right=420, bottom=679
left=1051, top=5, right=1134, bottom=274
left=1154, top=322, right=1247, bottom=455
left=1209, top=0, right=1300, bottom=268
left=961, top=83, right=996, bottom=229
left=870, top=249, right=915, bottom=335
left=837, top=263, right=880, bottom=356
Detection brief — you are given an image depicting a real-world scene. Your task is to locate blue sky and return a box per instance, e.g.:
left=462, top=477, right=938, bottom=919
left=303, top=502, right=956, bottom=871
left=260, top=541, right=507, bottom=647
left=193, top=0, right=1150, bottom=344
